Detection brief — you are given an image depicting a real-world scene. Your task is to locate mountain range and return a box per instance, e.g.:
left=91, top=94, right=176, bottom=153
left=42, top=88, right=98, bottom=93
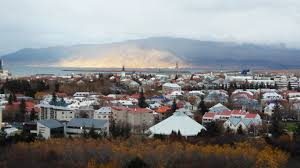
left=2, top=37, right=300, bottom=69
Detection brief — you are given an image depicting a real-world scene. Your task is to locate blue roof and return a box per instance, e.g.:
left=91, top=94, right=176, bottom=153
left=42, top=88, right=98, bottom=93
left=67, top=118, right=108, bottom=128
left=228, top=117, right=241, bottom=126
left=38, top=119, right=64, bottom=128
left=241, top=118, right=253, bottom=126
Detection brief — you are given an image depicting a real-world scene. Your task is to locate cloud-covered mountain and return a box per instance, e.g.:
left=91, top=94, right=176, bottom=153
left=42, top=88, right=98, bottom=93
left=2, top=37, right=300, bottom=69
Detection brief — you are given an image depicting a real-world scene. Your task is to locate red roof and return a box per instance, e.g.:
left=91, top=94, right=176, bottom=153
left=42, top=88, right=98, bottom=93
left=219, top=110, right=232, bottom=116
left=156, top=106, right=171, bottom=113
left=112, top=106, right=152, bottom=113
left=232, top=92, right=254, bottom=99
left=245, top=113, right=258, bottom=119
left=5, top=101, right=36, bottom=112
left=203, top=112, right=216, bottom=118
left=128, top=94, right=140, bottom=99
left=231, top=110, right=247, bottom=115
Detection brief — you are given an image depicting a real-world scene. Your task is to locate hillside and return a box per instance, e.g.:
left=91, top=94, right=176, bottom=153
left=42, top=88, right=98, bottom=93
left=2, top=37, right=300, bottom=69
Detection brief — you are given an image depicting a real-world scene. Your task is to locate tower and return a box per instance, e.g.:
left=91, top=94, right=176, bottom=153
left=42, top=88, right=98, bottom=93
left=121, top=65, right=126, bottom=79
left=176, top=62, right=179, bottom=75
left=0, top=107, right=2, bottom=130
left=0, top=59, right=3, bottom=71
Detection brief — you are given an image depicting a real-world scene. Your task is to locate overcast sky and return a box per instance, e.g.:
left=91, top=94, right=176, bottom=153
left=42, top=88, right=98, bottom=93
left=1, top=0, right=300, bottom=55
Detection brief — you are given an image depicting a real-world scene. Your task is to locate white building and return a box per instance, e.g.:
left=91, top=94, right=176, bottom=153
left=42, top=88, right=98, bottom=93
left=37, top=104, right=76, bottom=121
left=262, top=92, right=283, bottom=101
left=148, top=111, right=206, bottom=137
left=37, top=119, right=64, bottom=139
left=162, top=83, right=181, bottom=94
left=94, top=107, right=112, bottom=120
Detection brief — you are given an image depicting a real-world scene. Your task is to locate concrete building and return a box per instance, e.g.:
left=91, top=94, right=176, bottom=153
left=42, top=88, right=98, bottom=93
left=37, top=104, right=75, bottom=121
left=37, top=119, right=64, bottom=139
left=94, top=107, right=112, bottom=120
left=112, top=106, right=155, bottom=133
left=66, top=118, right=109, bottom=136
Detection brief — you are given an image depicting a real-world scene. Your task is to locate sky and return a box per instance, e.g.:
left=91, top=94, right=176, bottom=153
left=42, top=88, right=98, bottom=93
left=1, top=0, right=300, bottom=55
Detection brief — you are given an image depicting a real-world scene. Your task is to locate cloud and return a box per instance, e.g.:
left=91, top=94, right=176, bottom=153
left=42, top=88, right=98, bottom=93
left=1, top=0, right=300, bottom=55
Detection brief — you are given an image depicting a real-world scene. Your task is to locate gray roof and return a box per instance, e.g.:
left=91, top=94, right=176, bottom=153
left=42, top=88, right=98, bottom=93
left=67, top=118, right=108, bottom=128
left=209, top=103, right=230, bottom=113
left=38, top=119, right=64, bottom=128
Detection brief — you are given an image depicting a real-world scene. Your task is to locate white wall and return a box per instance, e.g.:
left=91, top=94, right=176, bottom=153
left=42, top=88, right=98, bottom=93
left=37, top=123, right=51, bottom=139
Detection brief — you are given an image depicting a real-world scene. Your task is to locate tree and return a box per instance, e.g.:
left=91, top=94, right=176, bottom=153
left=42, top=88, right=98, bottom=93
left=170, top=99, right=177, bottom=114
left=19, top=99, right=26, bottom=121
left=12, top=93, right=17, bottom=102
left=237, top=125, right=244, bottom=135
left=8, top=94, right=13, bottom=105
left=81, top=126, right=88, bottom=138
left=88, top=125, right=99, bottom=139
left=271, top=101, right=284, bottom=137
left=126, top=157, right=148, bottom=168
left=51, top=92, right=57, bottom=105
left=55, top=82, right=60, bottom=92
left=138, top=88, right=148, bottom=108
left=198, top=96, right=208, bottom=115
left=0, top=130, right=7, bottom=146
left=30, top=108, right=37, bottom=121
left=288, top=82, right=292, bottom=90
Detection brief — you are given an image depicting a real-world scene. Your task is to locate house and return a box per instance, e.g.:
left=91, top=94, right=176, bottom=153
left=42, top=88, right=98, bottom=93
left=73, top=92, right=90, bottom=97
left=66, top=118, right=109, bottom=136
left=204, top=90, right=228, bottom=103
left=223, top=113, right=262, bottom=133
left=162, top=83, right=181, bottom=94
left=155, top=106, right=171, bottom=120
left=169, top=91, right=183, bottom=99
left=202, top=112, right=216, bottom=123
left=37, top=119, right=64, bottom=139
left=94, top=107, right=112, bottom=120
left=209, top=103, right=230, bottom=113
left=262, top=92, right=283, bottom=101
left=188, top=90, right=205, bottom=97
left=148, top=111, right=206, bottom=137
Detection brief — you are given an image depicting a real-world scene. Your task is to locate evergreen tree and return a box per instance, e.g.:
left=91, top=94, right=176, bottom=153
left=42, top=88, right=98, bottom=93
left=171, top=99, right=177, bottom=113
left=51, top=92, right=57, bottom=105
left=237, top=125, right=244, bottom=135
left=271, top=101, right=283, bottom=137
left=8, top=94, right=13, bottom=105
left=19, top=99, right=26, bottom=121
left=12, top=93, right=17, bottom=102
left=138, top=88, right=148, bottom=108
left=88, top=125, right=99, bottom=139
left=288, top=82, right=292, bottom=90
left=30, top=108, right=36, bottom=121
left=198, top=96, right=208, bottom=115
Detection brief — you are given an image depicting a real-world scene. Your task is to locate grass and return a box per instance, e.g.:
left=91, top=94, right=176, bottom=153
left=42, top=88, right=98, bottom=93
left=283, top=122, right=299, bottom=132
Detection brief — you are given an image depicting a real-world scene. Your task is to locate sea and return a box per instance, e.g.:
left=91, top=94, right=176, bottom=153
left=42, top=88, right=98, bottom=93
left=5, top=65, right=205, bottom=77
